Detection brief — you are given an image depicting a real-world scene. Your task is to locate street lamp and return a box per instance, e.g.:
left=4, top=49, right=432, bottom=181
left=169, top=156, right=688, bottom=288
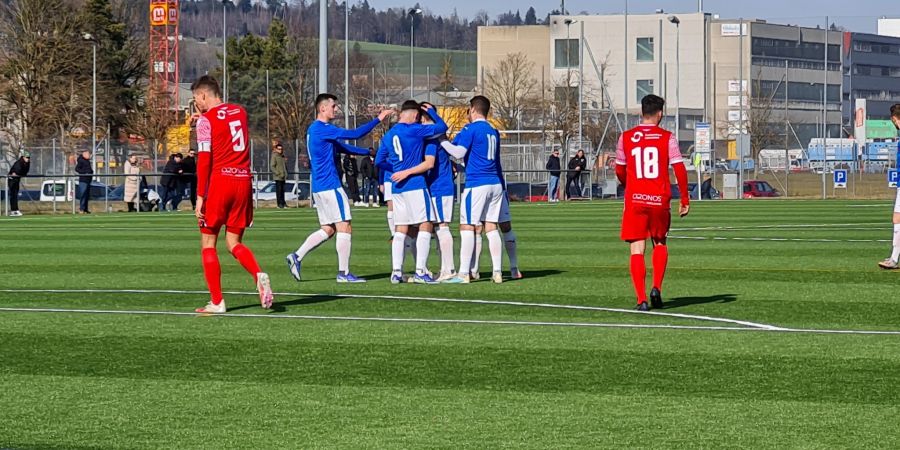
left=668, top=15, right=680, bottom=141
left=222, top=0, right=231, bottom=101
left=83, top=33, right=97, bottom=174
left=408, top=8, right=423, bottom=98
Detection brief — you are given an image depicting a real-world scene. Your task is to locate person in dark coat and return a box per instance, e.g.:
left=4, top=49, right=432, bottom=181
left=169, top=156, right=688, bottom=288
left=7, top=151, right=30, bottom=216
left=75, top=150, right=94, bottom=213
left=566, top=150, right=587, bottom=199
left=358, top=147, right=378, bottom=206
left=159, top=153, right=184, bottom=211
left=270, top=143, right=288, bottom=208
left=545, top=149, right=561, bottom=203
left=343, top=153, right=361, bottom=205
left=181, top=149, right=198, bottom=208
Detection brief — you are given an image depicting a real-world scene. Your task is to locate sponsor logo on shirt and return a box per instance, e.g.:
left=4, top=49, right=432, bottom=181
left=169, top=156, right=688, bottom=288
left=632, top=193, right=663, bottom=204
left=630, top=132, right=643, bottom=143
left=220, top=167, right=250, bottom=177
left=216, top=109, right=227, bottom=120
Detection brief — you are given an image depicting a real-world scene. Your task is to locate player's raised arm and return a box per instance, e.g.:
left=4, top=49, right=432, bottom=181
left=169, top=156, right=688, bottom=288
left=668, top=134, right=690, bottom=216
left=334, top=140, right=372, bottom=156
left=413, top=105, right=449, bottom=137
left=333, top=108, right=393, bottom=140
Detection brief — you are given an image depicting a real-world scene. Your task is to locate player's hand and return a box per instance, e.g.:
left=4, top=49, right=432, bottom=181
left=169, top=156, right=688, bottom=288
left=189, top=113, right=201, bottom=127
left=195, top=197, right=205, bottom=221
left=679, top=203, right=690, bottom=218
left=391, top=170, right=408, bottom=183
left=377, top=109, right=394, bottom=122
left=436, top=133, right=449, bottom=143
left=421, top=103, right=434, bottom=112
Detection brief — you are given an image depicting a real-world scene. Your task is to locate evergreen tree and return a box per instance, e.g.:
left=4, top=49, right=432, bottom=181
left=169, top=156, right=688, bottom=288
left=525, top=7, right=537, bottom=25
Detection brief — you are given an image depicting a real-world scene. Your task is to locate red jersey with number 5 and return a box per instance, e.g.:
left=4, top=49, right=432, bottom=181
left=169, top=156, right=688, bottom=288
left=196, top=103, right=251, bottom=198
left=616, top=124, right=683, bottom=209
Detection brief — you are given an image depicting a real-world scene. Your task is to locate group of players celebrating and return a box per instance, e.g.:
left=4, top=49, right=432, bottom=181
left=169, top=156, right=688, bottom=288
left=188, top=73, right=689, bottom=314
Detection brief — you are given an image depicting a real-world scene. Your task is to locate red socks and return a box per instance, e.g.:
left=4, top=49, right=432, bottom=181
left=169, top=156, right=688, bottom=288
left=202, top=248, right=223, bottom=304
left=231, top=243, right=262, bottom=282
left=629, top=254, right=647, bottom=303
left=652, top=245, right=669, bottom=291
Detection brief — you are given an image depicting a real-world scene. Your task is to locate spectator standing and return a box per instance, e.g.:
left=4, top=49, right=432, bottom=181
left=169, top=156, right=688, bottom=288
left=358, top=147, right=378, bottom=207
left=123, top=154, right=141, bottom=212
left=159, top=153, right=184, bottom=211
left=75, top=150, right=93, bottom=214
left=6, top=151, right=30, bottom=216
left=343, top=153, right=361, bottom=206
left=271, top=142, right=287, bottom=208
left=181, top=149, right=198, bottom=208
left=545, top=149, right=561, bottom=203
left=566, top=150, right=587, bottom=199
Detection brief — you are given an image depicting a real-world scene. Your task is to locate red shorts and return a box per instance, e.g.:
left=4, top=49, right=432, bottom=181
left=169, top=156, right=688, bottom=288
left=620, top=203, right=671, bottom=241
left=200, top=176, right=253, bottom=235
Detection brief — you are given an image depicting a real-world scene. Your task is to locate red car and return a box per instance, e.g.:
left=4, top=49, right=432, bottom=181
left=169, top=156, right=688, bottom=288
left=743, top=180, right=781, bottom=198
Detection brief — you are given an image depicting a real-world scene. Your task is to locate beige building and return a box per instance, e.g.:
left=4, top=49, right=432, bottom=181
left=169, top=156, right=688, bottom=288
left=477, top=25, right=551, bottom=88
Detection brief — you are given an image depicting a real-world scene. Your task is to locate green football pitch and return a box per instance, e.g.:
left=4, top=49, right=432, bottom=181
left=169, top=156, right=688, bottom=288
left=2, top=200, right=900, bottom=448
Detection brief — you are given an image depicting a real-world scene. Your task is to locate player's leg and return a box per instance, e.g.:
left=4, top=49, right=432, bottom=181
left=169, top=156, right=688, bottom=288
left=483, top=185, right=505, bottom=283
left=498, top=195, right=521, bottom=279
left=385, top=182, right=394, bottom=235
left=648, top=209, right=673, bottom=309
left=226, top=230, right=273, bottom=309
left=196, top=231, right=226, bottom=313
left=622, top=206, right=651, bottom=310
left=879, top=190, right=900, bottom=269
left=287, top=190, right=338, bottom=281
left=455, top=187, right=480, bottom=283
left=434, top=195, right=457, bottom=281
left=330, top=187, right=363, bottom=282
left=472, top=226, right=483, bottom=279
left=410, top=191, right=438, bottom=284
left=392, top=222, right=409, bottom=283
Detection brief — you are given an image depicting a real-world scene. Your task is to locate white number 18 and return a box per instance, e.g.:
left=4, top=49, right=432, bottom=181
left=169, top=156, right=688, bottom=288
left=630, top=146, right=659, bottom=179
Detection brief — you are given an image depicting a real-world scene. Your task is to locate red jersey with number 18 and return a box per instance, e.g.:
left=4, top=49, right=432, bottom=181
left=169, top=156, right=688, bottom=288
left=616, top=124, right=683, bottom=209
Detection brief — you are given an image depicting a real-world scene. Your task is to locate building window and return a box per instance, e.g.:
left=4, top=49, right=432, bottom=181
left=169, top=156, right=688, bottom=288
left=636, top=79, right=654, bottom=102
left=636, top=37, right=654, bottom=62
left=554, top=39, right=579, bottom=68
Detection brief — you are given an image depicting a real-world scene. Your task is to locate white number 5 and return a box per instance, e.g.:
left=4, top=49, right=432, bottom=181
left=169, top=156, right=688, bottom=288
left=229, top=120, right=246, bottom=152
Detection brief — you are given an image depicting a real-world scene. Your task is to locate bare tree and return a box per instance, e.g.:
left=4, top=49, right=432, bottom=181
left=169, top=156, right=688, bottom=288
left=716, top=71, right=780, bottom=173
left=124, top=86, right=178, bottom=155
left=483, top=52, right=539, bottom=130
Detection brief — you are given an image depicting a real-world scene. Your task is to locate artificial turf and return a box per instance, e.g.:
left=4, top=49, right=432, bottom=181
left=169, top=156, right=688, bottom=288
left=1, top=200, right=899, bottom=448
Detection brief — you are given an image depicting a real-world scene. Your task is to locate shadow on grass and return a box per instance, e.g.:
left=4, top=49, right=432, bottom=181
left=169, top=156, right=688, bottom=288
left=663, top=293, right=738, bottom=309
left=228, top=295, right=343, bottom=313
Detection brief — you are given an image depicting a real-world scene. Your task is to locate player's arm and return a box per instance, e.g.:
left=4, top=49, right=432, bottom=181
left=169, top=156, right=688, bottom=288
left=333, top=140, right=371, bottom=156
left=440, top=126, right=472, bottom=159
left=392, top=155, right=436, bottom=183
left=194, top=116, right=213, bottom=220
left=414, top=105, right=449, bottom=137
left=668, top=135, right=690, bottom=217
left=374, top=136, right=392, bottom=171
left=614, top=135, right=627, bottom=186
left=333, top=109, right=393, bottom=140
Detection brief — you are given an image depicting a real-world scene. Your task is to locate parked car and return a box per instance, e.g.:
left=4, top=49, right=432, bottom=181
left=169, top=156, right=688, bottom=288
left=107, top=184, right=161, bottom=202
left=40, top=180, right=114, bottom=202
left=671, top=180, right=721, bottom=200
left=256, top=180, right=310, bottom=202
left=743, top=180, right=781, bottom=198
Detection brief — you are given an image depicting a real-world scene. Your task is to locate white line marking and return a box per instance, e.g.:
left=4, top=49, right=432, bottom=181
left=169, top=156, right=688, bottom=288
left=669, top=235, right=890, bottom=243
left=1, top=306, right=899, bottom=336
left=672, top=222, right=884, bottom=232
left=0, top=288, right=783, bottom=330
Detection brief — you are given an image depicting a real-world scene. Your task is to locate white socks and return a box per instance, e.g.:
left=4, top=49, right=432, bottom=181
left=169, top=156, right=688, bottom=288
left=473, top=233, right=483, bottom=274
left=295, top=229, right=330, bottom=261
left=486, top=230, right=503, bottom=272
left=416, top=231, right=432, bottom=273
left=336, top=232, right=352, bottom=273
left=392, top=232, right=406, bottom=272
left=436, top=226, right=455, bottom=274
left=459, top=230, right=475, bottom=276
left=892, top=224, right=900, bottom=262
left=387, top=211, right=395, bottom=235
left=504, top=230, right=519, bottom=270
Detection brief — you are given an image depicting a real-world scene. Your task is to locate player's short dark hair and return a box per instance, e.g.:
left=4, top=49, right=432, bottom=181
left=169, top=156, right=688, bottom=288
left=891, top=104, right=900, bottom=119
left=470, top=95, right=491, bottom=116
left=641, top=94, right=666, bottom=117
left=315, top=93, right=338, bottom=110
left=190, top=75, right=222, bottom=98
left=401, top=100, right=420, bottom=111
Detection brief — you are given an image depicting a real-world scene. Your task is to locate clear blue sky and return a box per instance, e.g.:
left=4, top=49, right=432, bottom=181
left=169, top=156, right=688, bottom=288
left=368, top=0, right=897, bottom=33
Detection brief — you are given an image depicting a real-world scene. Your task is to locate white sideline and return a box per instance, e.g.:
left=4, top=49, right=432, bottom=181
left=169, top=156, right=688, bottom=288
left=668, top=235, right=890, bottom=243
left=0, top=288, right=784, bottom=331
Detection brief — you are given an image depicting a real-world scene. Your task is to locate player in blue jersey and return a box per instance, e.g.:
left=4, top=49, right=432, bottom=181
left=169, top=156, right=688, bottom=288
left=879, top=104, right=900, bottom=269
left=376, top=141, right=395, bottom=236
left=377, top=101, right=448, bottom=284
left=440, top=96, right=505, bottom=284
left=421, top=102, right=460, bottom=281
left=286, top=93, right=392, bottom=283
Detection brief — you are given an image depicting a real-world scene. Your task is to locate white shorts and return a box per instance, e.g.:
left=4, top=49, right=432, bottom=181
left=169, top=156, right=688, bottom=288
left=383, top=181, right=393, bottom=201
left=431, top=195, right=454, bottom=223
left=460, top=184, right=504, bottom=226
left=498, top=191, right=512, bottom=223
left=313, top=188, right=352, bottom=225
left=894, top=188, right=900, bottom=213
left=393, top=189, right=437, bottom=226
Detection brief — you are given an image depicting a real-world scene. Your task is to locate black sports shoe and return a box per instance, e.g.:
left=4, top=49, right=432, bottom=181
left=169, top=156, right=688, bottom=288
left=649, top=288, right=663, bottom=309
left=635, top=302, right=650, bottom=312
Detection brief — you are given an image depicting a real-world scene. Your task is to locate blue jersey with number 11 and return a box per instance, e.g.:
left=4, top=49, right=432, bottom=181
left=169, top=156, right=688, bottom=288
left=453, top=119, right=502, bottom=188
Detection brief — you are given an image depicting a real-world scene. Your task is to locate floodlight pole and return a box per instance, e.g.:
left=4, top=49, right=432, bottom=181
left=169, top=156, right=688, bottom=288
left=318, top=0, right=327, bottom=93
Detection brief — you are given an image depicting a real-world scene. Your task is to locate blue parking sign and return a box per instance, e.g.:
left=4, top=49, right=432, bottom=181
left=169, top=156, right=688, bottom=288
left=833, top=170, right=847, bottom=188
left=890, top=170, right=900, bottom=188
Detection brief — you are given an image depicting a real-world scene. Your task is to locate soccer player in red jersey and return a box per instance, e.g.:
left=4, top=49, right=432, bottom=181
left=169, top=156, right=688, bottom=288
left=190, top=75, right=273, bottom=314
left=616, top=94, right=690, bottom=311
